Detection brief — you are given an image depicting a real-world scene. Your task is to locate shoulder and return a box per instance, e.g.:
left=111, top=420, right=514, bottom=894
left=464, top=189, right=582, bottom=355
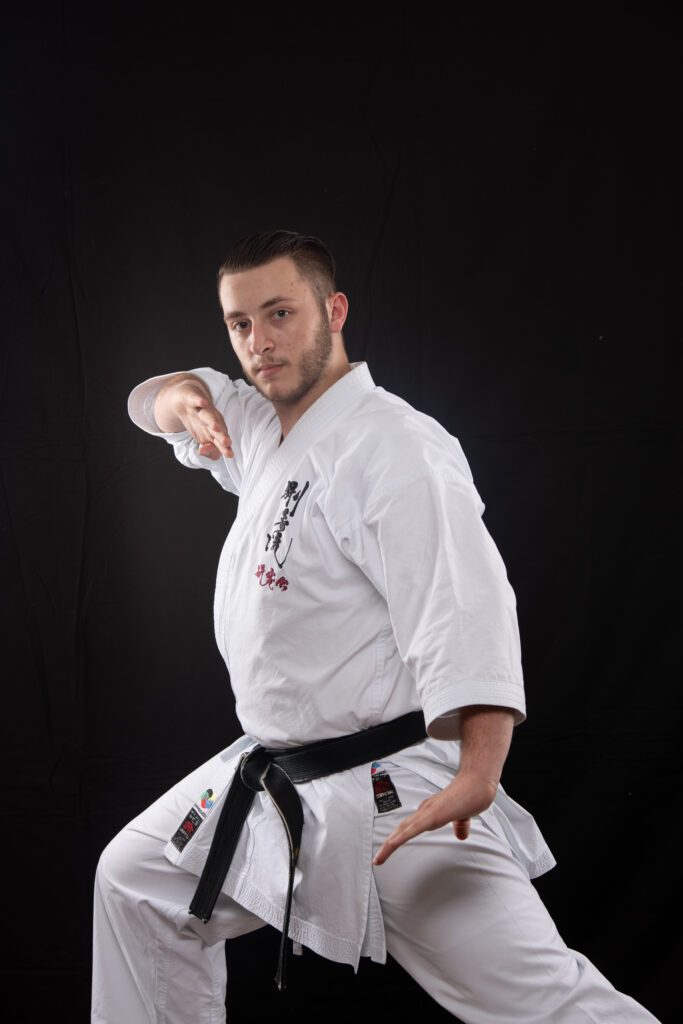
left=343, top=387, right=474, bottom=487
left=318, top=386, right=481, bottom=527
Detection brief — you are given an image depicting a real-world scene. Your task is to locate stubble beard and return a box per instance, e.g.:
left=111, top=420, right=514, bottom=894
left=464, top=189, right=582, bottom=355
left=245, top=311, right=333, bottom=407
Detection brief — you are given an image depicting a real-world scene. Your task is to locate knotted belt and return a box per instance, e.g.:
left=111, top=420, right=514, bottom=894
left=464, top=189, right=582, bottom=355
left=189, top=710, right=427, bottom=988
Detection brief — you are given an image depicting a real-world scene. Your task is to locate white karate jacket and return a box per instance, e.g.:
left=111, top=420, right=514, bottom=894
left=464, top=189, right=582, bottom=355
left=128, top=362, right=554, bottom=967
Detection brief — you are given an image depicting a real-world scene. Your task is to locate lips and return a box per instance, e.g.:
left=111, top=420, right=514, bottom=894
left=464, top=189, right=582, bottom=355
left=257, top=363, right=285, bottom=379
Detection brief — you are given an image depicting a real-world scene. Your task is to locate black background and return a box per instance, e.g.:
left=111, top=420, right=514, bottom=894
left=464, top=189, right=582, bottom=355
left=1, top=4, right=680, bottom=1021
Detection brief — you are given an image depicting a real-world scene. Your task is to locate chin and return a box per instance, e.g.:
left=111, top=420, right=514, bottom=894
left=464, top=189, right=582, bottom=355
left=267, top=386, right=302, bottom=405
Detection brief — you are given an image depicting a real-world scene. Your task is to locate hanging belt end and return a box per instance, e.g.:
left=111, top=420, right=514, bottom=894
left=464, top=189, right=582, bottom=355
left=188, top=898, right=211, bottom=925
left=275, top=934, right=289, bottom=990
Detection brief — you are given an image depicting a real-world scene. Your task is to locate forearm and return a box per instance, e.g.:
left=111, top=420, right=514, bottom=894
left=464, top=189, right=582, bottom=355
left=373, top=705, right=515, bottom=864
left=154, top=373, right=212, bottom=432
left=456, top=705, right=515, bottom=802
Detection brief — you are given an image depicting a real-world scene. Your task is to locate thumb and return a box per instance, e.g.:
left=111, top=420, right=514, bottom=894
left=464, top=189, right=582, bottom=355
left=453, top=818, right=471, bottom=841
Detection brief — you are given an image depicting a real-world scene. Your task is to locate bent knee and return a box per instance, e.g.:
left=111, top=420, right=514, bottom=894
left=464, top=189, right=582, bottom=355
left=96, top=821, right=163, bottom=899
left=96, top=828, right=134, bottom=897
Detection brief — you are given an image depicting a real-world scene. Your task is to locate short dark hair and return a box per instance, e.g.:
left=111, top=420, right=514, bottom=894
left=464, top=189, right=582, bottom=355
left=217, top=230, right=337, bottom=305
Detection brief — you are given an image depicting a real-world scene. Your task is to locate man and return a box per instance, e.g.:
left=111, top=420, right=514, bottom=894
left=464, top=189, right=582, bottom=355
left=93, top=231, right=659, bottom=1022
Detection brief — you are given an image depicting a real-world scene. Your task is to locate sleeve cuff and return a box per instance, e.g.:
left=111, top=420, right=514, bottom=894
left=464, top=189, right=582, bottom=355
left=422, top=679, right=526, bottom=740
left=127, top=367, right=228, bottom=436
left=127, top=373, right=178, bottom=435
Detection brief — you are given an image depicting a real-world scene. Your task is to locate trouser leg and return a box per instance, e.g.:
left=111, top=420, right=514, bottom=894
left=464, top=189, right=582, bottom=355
left=92, top=753, right=265, bottom=1024
left=372, top=765, right=660, bottom=1024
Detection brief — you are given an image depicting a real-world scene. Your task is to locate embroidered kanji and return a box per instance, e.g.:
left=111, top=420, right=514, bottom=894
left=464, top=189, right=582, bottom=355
left=263, top=479, right=310, bottom=568
left=266, top=507, right=293, bottom=567
left=254, top=563, right=289, bottom=593
left=281, top=480, right=309, bottom=516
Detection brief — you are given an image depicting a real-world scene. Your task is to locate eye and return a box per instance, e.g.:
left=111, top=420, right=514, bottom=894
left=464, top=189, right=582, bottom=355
left=273, top=309, right=289, bottom=320
left=230, top=319, right=250, bottom=332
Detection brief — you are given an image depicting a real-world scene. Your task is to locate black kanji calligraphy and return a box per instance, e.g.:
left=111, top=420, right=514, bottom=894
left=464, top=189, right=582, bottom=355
left=263, top=479, right=310, bottom=568
left=281, top=480, right=309, bottom=517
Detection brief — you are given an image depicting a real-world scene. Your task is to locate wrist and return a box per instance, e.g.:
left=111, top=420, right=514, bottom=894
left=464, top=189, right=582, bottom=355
left=452, top=766, right=499, bottom=809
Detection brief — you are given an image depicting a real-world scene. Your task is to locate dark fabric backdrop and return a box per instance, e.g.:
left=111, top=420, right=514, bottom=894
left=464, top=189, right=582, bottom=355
left=1, top=5, right=680, bottom=1022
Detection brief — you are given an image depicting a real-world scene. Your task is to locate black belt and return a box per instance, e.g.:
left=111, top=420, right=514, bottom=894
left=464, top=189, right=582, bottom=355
left=189, top=710, right=427, bottom=989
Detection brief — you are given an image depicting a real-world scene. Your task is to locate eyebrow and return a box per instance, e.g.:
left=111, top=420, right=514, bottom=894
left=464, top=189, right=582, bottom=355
left=223, top=295, right=296, bottom=323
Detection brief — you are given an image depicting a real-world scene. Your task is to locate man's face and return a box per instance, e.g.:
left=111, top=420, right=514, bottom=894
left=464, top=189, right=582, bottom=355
left=219, top=257, right=333, bottom=408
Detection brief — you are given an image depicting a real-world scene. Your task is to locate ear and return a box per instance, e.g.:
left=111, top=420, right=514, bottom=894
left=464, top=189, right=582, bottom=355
left=328, top=291, right=349, bottom=334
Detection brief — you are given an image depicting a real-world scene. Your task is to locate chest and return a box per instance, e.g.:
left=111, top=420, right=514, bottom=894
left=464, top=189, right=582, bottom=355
left=219, top=457, right=371, bottom=629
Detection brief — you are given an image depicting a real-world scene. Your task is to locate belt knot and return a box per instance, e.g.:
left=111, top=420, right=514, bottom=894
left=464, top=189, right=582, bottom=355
left=189, top=711, right=427, bottom=990
left=239, top=746, right=271, bottom=792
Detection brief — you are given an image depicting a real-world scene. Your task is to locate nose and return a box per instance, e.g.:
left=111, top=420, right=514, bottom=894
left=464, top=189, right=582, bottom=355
left=250, top=322, right=274, bottom=356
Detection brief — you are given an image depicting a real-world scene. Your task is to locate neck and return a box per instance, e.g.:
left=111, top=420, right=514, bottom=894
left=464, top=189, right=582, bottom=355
left=277, top=347, right=351, bottom=439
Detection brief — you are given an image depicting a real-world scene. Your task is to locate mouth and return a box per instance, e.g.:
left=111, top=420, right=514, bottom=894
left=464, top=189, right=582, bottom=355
left=256, top=363, right=285, bottom=379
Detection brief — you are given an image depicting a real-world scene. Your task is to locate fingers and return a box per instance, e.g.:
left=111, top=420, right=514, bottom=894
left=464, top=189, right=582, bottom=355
left=196, top=422, right=234, bottom=458
left=373, top=801, right=442, bottom=866
left=196, top=434, right=234, bottom=459
left=373, top=827, right=414, bottom=866
left=203, top=417, right=233, bottom=457
left=374, top=810, right=473, bottom=865
left=185, top=407, right=234, bottom=459
left=188, top=393, right=209, bottom=411
left=373, top=775, right=487, bottom=865
left=453, top=818, right=471, bottom=841
left=197, top=442, right=221, bottom=461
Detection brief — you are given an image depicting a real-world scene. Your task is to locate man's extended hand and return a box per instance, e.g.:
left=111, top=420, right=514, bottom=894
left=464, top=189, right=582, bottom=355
left=373, top=768, right=497, bottom=865
left=373, top=705, right=515, bottom=866
left=155, top=374, right=234, bottom=460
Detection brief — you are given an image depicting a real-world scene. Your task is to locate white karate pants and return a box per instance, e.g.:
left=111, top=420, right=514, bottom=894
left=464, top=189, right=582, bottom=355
left=92, top=760, right=660, bottom=1023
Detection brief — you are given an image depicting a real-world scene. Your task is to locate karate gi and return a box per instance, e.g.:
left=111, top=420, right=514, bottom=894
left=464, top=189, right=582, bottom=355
left=92, top=363, right=660, bottom=1023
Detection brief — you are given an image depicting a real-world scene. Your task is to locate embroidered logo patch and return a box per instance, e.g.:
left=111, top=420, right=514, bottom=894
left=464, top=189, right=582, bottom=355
left=371, top=765, right=402, bottom=813
left=170, top=807, right=204, bottom=852
left=200, top=789, right=215, bottom=810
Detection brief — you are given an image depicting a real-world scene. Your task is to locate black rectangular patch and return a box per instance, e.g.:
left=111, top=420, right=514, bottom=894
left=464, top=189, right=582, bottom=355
left=170, top=806, right=204, bottom=852
left=372, top=769, right=402, bottom=813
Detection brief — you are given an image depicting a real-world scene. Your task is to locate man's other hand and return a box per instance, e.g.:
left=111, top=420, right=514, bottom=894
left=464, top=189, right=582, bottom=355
left=155, top=374, right=234, bottom=460
left=373, top=705, right=514, bottom=865
left=372, top=768, right=498, bottom=865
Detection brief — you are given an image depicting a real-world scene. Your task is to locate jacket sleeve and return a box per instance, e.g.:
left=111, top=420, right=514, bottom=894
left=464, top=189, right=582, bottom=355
left=127, top=367, right=276, bottom=497
left=328, top=414, right=526, bottom=738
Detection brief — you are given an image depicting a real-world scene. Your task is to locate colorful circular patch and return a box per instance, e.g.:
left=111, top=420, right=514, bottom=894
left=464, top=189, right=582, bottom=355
left=200, top=788, right=215, bottom=810
left=371, top=761, right=382, bottom=775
